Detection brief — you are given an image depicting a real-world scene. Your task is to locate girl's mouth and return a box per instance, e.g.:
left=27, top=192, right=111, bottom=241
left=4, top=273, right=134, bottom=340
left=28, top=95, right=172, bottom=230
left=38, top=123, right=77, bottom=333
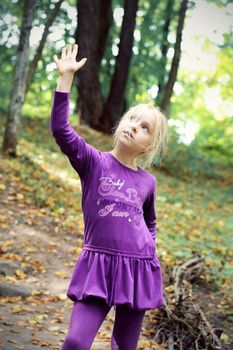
left=123, top=130, right=133, bottom=140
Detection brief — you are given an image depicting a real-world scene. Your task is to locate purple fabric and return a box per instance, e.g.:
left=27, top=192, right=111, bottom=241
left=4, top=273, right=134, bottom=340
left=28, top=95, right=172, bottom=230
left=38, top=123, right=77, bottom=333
left=50, top=90, right=165, bottom=310
left=61, top=296, right=145, bottom=349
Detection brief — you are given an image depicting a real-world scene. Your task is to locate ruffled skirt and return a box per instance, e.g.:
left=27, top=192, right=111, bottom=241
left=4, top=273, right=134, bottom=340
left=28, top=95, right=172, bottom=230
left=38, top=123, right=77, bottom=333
left=66, top=245, right=165, bottom=311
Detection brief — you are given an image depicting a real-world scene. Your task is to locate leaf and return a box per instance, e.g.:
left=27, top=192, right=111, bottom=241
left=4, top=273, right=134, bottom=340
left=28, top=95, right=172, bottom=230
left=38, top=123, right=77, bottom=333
left=164, top=285, right=174, bottom=293
left=54, top=271, right=68, bottom=278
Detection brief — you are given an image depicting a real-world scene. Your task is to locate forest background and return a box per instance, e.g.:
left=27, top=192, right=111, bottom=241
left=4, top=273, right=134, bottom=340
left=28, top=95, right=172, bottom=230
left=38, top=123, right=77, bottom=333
left=0, top=0, right=232, bottom=349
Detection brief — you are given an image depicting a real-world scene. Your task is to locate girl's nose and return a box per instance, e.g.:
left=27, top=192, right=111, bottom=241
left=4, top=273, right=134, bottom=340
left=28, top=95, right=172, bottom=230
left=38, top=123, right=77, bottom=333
left=132, top=125, right=137, bottom=134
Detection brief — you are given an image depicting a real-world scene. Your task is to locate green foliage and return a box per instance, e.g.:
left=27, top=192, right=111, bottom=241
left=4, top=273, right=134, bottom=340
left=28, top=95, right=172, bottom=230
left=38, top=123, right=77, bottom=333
left=0, top=0, right=75, bottom=116
left=170, top=32, right=233, bottom=165
left=0, top=46, right=15, bottom=112
left=192, top=117, right=233, bottom=161
left=0, top=0, right=232, bottom=185
left=209, top=32, right=233, bottom=100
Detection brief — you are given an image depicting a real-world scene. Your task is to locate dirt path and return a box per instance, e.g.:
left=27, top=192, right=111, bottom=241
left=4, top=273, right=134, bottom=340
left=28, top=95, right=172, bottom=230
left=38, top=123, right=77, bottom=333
left=0, top=223, right=112, bottom=349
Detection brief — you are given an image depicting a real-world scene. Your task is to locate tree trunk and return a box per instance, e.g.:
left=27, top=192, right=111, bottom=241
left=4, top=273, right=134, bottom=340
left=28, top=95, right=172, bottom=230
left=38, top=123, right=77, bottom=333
left=156, top=0, right=175, bottom=106
left=130, top=0, right=159, bottom=103
left=75, top=0, right=112, bottom=128
left=97, top=0, right=113, bottom=66
left=2, top=0, right=36, bottom=157
left=159, top=0, right=189, bottom=116
left=102, top=0, right=139, bottom=131
left=25, top=0, right=65, bottom=96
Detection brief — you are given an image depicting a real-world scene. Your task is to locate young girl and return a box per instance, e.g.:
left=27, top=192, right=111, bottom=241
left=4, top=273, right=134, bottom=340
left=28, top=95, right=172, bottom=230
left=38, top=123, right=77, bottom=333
left=51, top=44, right=168, bottom=350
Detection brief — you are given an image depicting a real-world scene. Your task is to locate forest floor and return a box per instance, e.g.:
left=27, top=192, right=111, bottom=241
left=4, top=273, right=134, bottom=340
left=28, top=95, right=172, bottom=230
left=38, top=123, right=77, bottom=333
left=0, top=162, right=167, bottom=350
left=0, top=119, right=232, bottom=349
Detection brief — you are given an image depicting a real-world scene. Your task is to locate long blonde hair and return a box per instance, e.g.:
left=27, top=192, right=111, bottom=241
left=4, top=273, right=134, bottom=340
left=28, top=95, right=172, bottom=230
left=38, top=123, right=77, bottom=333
left=111, top=103, right=169, bottom=170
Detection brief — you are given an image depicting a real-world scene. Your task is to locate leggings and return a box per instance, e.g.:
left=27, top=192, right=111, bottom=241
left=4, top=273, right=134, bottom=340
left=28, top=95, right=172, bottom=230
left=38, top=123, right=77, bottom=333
left=61, top=296, right=146, bottom=350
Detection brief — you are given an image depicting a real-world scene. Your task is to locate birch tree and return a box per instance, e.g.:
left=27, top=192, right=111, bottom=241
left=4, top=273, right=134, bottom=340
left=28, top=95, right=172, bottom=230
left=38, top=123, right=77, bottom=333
left=2, top=0, right=36, bottom=156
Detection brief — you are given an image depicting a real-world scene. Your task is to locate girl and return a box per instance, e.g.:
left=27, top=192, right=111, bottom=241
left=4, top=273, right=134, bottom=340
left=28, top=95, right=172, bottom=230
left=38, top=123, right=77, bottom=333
left=51, top=44, right=168, bottom=350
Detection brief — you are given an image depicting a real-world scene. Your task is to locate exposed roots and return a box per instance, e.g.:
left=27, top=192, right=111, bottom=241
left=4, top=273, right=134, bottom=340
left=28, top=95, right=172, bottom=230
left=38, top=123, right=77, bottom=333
left=151, top=256, right=224, bottom=350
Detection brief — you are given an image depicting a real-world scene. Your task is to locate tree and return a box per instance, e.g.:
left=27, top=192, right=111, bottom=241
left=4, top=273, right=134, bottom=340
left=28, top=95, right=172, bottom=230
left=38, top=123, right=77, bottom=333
left=102, top=0, right=139, bottom=130
left=75, top=0, right=139, bottom=132
left=159, top=0, right=189, bottom=115
left=156, top=0, right=175, bottom=107
left=25, top=0, right=65, bottom=96
left=2, top=0, right=36, bottom=157
left=75, top=0, right=113, bottom=127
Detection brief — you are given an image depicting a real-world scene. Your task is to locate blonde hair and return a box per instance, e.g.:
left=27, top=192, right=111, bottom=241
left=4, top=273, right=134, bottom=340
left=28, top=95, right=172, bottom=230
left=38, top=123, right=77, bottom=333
left=111, top=103, right=169, bottom=170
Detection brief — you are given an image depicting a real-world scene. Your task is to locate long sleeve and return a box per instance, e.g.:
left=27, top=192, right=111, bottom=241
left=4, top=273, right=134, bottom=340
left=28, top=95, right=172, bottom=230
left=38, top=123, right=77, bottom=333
left=143, top=178, right=157, bottom=242
left=50, top=90, right=101, bottom=180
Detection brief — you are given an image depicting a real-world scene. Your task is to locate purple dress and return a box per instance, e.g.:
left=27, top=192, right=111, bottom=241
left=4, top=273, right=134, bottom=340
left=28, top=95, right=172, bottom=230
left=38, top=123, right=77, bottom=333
left=50, top=91, right=165, bottom=311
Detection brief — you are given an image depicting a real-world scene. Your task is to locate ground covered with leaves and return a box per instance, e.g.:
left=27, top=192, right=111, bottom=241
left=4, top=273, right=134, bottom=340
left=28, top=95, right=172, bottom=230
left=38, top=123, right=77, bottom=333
left=0, top=118, right=232, bottom=349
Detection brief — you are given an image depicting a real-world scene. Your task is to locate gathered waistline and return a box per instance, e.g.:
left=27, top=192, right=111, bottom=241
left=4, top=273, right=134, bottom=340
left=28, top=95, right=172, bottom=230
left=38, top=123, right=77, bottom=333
left=82, top=243, right=156, bottom=309
left=83, top=244, right=155, bottom=260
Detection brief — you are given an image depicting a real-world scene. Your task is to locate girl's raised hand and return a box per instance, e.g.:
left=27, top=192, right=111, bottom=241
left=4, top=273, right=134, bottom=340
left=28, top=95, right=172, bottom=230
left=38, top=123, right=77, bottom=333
left=53, top=44, right=87, bottom=76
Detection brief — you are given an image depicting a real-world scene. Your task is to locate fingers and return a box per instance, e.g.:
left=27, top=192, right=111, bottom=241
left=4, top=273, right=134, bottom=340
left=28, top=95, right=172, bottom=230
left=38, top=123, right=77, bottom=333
left=71, top=43, right=78, bottom=58
left=61, top=44, right=77, bottom=59
left=53, top=54, right=58, bottom=63
left=67, top=44, right=72, bottom=56
left=61, top=46, right=66, bottom=59
left=57, top=44, right=87, bottom=71
left=76, top=57, right=87, bottom=70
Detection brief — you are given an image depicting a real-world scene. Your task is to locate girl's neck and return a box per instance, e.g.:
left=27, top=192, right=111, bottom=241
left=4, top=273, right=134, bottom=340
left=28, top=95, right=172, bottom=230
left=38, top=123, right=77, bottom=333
left=109, top=149, right=138, bottom=170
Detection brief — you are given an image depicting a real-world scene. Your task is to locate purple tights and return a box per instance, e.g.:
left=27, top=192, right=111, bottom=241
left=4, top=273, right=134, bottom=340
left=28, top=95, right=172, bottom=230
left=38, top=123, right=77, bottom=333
left=61, top=296, right=146, bottom=350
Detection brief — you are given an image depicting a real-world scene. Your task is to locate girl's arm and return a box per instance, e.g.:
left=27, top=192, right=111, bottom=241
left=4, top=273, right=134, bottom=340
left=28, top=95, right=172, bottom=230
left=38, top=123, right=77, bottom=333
left=143, top=178, right=157, bottom=242
left=56, top=73, right=74, bottom=93
left=50, top=44, right=101, bottom=180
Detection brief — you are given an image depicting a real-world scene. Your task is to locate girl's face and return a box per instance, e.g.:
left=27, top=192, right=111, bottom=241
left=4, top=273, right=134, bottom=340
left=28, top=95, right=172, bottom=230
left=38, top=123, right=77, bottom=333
left=115, top=109, right=156, bottom=156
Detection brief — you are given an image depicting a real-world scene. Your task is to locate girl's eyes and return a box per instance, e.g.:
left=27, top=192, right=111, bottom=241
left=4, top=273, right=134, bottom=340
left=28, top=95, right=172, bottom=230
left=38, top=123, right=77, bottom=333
left=129, top=116, right=148, bottom=131
left=142, top=125, right=148, bottom=132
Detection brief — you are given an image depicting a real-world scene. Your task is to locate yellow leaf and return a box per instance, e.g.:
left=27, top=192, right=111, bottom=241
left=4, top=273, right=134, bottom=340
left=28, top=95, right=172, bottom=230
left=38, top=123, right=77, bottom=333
left=48, top=325, right=60, bottom=332
left=27, top=247, right=37, bottom=253
left=15, top=269, right=26, bottom=279
left=31, top=290, right=42, bottom=296
left=70, top=247, right=83, bottom=255
left=164, top=285, right=174, bottom=293
left=221, top=332, right=230, bottom=343
left=4, top=240, right=14, bottom=246
left=17, top=321, right=27, bottom=326
left=54, top=271, right=68, bottom=278
left=16, top=193, right=24, bottom=200
left=0, top=223, right=9, bottom=229
left=0, top=215, right=7, bottom=222
left=56, top=293, right=67, bottom=300
left=11, top=305, right=24, bottom=314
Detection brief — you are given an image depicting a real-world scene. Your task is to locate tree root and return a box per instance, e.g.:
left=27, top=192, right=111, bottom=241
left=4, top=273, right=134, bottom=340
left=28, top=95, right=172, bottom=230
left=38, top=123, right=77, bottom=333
left=151, top=255, right=224, bottom=349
